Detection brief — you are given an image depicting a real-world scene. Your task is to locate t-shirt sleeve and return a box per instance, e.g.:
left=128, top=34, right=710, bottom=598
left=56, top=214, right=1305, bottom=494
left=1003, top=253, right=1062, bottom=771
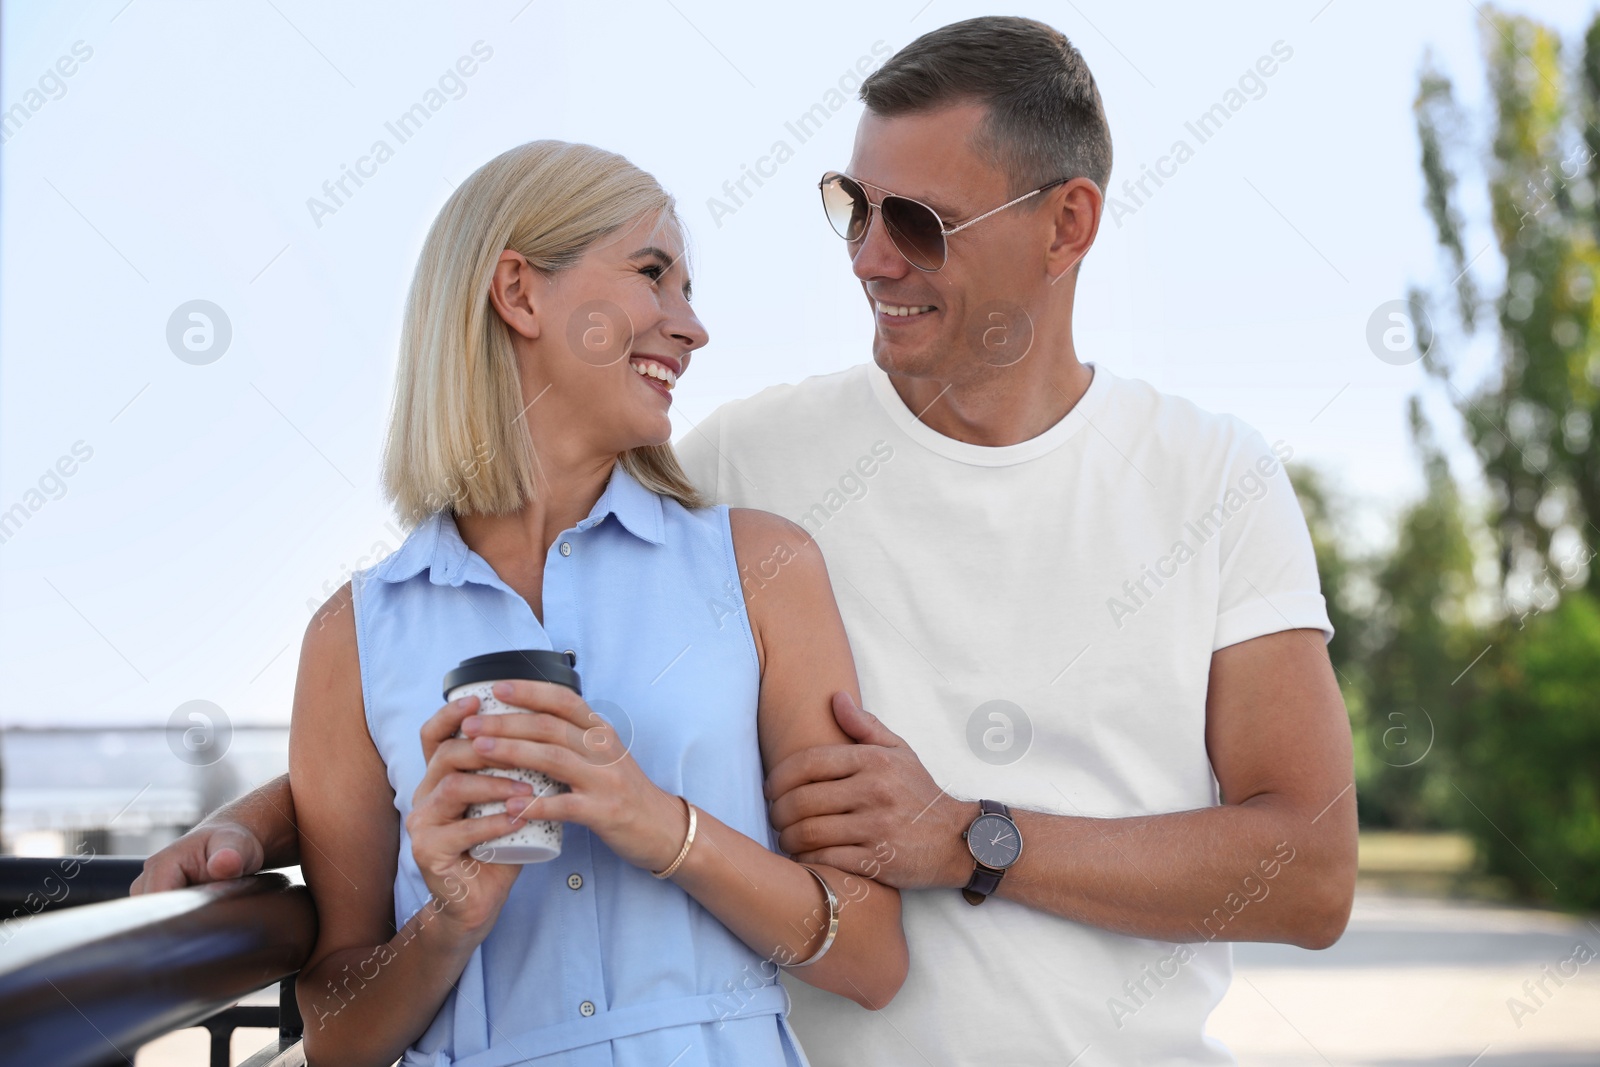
left=1211, top=430, right=1334, bottom=651
left=672, top=407, right=726, bottom=504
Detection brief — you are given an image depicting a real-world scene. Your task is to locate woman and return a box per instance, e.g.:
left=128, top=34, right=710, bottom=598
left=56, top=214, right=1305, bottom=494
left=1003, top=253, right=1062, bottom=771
left=289, top=139, right=907, bottom=1066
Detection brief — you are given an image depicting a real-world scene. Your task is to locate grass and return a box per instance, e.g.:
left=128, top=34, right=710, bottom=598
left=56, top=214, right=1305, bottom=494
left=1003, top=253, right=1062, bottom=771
left=1357, top=830, right=1475, bottom=873
left=1355, top=830, right=1518, bottom=900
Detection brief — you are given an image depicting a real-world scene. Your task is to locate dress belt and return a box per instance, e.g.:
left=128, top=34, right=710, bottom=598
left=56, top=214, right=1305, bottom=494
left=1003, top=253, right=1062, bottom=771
left=438, top=981, right=792, bottom=1067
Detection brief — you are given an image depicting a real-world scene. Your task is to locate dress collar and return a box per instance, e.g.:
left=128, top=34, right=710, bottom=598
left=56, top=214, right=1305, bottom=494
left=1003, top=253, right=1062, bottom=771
left=373, top=460, right=666, bottom=586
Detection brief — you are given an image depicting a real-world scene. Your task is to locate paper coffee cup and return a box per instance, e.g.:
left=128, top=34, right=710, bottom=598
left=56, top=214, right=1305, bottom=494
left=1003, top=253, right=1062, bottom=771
left=443, top=649, right=582, bottom=864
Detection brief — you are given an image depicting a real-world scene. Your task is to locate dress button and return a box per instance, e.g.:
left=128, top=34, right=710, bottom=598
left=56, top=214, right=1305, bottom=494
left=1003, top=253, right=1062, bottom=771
left=567, top=872, right=583, bottom=890
left=559, top=541, right=572, bottom=556
left=579, top=1000, right=596, bottom=1017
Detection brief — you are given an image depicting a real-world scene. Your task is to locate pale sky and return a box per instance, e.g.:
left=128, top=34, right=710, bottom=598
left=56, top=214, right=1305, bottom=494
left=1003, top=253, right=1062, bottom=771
left=2, top=0, right=1592, bottom=727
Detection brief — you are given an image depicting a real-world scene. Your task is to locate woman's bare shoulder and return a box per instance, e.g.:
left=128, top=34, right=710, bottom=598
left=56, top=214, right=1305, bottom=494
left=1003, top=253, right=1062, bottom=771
left=292, top=582, right=371, bottom=754
left=727, top=508, right=822, bottom=572
left=300, top=582, right=361, bottom=693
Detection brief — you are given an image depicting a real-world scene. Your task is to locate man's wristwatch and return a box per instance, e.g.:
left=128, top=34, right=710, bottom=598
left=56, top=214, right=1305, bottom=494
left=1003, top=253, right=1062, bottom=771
left=960, top=799, right=1022, bottom=905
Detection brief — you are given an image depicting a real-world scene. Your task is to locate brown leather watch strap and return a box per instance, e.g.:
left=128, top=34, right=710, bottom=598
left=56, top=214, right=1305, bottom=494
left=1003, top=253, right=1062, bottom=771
left=962, top=864, right=1004, bottom=905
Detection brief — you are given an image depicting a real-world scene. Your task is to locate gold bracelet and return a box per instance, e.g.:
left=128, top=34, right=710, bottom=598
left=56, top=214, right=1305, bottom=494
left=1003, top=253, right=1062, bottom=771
left=780, top=864, right=839, bottom=968
left=651, top=796, right=697, bottom=879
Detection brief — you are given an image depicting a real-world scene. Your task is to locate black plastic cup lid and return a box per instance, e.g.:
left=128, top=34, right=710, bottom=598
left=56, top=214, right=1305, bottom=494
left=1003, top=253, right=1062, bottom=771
left=442, top=649, right=582, bottom=699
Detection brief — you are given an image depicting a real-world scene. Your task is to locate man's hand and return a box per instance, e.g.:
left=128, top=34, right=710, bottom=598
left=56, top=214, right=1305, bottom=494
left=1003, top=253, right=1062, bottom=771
left=128, top=821, right=267, bottom=895
left=765, top=691, right=975, bottom=890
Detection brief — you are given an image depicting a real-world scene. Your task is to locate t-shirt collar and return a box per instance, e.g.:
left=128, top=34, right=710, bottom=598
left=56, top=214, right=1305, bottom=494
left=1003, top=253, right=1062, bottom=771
left=866, top=359, right=1112, bottom=466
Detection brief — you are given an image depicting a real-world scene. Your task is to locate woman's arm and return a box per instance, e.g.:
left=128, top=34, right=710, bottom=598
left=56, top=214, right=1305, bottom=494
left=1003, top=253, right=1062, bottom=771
left=694, top=507, right=909, bottom=1006
left=291, top=583, right=535, bottom=1065
left=463, top=510, right=908, bottom=1009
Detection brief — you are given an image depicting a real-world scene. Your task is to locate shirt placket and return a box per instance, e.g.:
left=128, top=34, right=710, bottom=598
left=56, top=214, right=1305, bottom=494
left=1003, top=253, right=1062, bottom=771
left=544, top=519, right=613, bottom=1065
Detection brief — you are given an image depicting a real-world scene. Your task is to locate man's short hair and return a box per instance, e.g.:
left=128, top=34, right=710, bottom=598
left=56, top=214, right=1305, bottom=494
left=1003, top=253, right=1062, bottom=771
left=861, top=16, right=1113, bottom=197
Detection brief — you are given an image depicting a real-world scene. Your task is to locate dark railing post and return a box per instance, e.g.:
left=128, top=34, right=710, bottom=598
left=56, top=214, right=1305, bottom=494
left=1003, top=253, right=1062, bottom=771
left=281, top=973, right=303, bottom=1039
left=209, top=1023, right=230, bottom=1067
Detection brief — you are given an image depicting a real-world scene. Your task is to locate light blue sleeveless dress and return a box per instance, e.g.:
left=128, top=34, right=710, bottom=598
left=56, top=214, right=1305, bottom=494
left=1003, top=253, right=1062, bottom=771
left=350, top=460, right=809, bottom=1067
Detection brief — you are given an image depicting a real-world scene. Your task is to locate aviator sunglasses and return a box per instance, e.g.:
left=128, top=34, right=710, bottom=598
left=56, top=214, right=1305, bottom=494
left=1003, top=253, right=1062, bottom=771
left=818, top=170, right=1072, bottom=272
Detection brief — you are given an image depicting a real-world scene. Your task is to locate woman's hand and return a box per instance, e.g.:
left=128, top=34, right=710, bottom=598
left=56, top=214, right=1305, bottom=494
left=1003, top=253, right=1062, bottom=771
left=461, top=680, right=687, bottom=874
left=407, top=695, right=538, bottom=941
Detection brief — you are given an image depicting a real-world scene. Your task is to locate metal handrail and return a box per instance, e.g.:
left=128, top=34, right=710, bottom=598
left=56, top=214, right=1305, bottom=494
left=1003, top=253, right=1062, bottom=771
left=0, top=860, right=316, bottom=1067
left=0, top=855, right=147, bottom=914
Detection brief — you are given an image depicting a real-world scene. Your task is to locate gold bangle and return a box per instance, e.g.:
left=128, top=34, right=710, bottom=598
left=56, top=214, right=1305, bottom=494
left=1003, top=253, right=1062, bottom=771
left=651, top=796, right=697, bottom=879
left=781, top=864, right=839, bottom=968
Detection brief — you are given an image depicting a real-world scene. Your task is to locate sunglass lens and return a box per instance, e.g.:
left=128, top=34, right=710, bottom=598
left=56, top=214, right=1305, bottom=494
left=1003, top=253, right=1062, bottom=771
left=821, top=175, right=869, bottom=242
left=880, top=196, right=945, bottom=271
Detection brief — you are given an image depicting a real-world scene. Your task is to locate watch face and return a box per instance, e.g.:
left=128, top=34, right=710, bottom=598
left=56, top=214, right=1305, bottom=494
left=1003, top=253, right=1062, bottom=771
left=967, top=813, right=1021, bottom=868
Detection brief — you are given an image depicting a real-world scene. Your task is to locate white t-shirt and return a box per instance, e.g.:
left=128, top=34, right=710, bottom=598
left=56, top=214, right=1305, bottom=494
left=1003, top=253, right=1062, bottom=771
left=674, top=360, right=1331, bottom=1067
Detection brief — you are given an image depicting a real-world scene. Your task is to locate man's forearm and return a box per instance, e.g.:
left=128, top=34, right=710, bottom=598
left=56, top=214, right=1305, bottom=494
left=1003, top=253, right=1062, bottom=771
left=206, top=771, right=302, bottom=869
left=931, top=790, right=1356, bottom=949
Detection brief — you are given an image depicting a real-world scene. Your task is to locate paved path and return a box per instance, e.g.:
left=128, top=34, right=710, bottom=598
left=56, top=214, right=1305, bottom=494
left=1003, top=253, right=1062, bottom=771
left=1212, top=888, right=1600, bottom=1065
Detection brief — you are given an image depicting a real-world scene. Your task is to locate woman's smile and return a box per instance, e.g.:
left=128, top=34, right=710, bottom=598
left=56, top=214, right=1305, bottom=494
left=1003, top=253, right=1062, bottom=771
left=629, top=354, right=680, bottom=401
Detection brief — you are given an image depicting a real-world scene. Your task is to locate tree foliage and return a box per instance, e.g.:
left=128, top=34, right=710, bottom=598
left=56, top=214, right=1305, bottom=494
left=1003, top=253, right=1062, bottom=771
left=1417, top=11, right=1599, bottom=599
left=1300, top=7, right=1600, bottom=909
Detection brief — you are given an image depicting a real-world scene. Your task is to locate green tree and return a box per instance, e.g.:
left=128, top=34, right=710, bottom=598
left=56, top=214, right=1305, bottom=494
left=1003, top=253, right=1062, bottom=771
left=1296, top=404, right=1477, bottom=832
left=1417, top=10, right=1598, bottom=600
left=1355, top=402, right=1478, bottom=830
left=1404, top=7, right=1600, bottom=907
left=1456, top=592, right=1600, bottom=908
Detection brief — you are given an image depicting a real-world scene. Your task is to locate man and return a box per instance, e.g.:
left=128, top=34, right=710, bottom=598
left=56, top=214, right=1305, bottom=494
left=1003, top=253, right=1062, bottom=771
left=135, top=17, right=1355, bottom=1064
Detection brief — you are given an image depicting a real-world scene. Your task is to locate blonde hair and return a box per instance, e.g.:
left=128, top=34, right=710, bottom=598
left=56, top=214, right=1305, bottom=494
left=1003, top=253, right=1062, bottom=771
left=382, top=140, right=707, bottom=528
